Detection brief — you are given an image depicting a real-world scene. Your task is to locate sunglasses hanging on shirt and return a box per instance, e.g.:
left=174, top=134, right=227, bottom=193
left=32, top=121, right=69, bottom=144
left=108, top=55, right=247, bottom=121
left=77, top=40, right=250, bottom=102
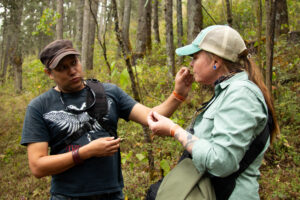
left=59, top=83, right=96, bottom=114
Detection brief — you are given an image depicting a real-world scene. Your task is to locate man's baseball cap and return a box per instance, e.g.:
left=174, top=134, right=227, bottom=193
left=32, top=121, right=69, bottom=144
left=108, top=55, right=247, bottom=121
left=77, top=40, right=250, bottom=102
left=39, top=39, right=80, bottom=69
left=175, top=25, right=247, bottom=62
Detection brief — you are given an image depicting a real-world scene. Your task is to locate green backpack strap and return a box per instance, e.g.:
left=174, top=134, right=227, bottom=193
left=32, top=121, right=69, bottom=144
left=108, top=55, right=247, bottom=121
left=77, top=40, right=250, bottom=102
left=156, top=158, right=216, bottom=200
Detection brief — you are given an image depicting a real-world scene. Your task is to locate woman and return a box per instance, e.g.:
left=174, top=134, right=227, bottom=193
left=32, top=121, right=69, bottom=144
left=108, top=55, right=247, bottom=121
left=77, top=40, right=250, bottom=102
left=147, top=25, right=279, bottom=199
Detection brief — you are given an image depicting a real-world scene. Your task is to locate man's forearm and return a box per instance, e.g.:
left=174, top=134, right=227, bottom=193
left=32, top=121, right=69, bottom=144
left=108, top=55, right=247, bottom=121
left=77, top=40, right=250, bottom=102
left=28, top=142, right=93, bottom=178
left=129, top=93, right=184, bottom=126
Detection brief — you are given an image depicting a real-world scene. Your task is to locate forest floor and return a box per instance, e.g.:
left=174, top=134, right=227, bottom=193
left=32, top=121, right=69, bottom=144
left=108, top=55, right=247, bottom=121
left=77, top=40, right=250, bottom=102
left=0, top=38, right=299, bottom=199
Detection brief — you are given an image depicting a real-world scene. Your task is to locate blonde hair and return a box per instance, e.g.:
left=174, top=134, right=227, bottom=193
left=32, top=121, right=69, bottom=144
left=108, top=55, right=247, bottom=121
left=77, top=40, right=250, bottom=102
left=206, top=50, right=280, bottom=143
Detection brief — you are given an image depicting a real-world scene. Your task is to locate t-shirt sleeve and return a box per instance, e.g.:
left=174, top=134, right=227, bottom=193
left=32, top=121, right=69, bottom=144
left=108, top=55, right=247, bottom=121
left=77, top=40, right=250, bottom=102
left=20, top=103, right=50, bottom=146
left=109, top=84, right=137, bottom=121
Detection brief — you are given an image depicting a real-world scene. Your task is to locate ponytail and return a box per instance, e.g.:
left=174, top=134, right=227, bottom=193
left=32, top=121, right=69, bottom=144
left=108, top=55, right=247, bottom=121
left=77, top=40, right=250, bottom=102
left=240, top=54, right=280, bottom=143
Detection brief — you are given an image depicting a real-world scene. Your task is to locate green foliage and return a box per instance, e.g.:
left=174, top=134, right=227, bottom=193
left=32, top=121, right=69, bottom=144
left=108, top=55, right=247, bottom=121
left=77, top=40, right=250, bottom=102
left=2, top=148, right=14, bottom=163
left=120, top=68, right=130, bottom=88
left=32, top=8, right=60, bottom=36
left=0, top=1, right=299, bottom=199
left=136, top=152, right=149, bottom=167
left=160, top=159, right=171, bottom=176
left=232, top=0, right=256, bottom=32
left=258, top=37, right=300, bottom=199
left=287, top=0, right=300, bottom=30
left=121, top=151, right=133, bottom=165
left=23, top=57, right=51, bottom=92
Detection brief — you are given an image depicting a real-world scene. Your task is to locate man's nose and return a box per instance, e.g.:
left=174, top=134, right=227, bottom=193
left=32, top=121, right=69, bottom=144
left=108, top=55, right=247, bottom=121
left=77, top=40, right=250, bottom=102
left=68, top=66, right=77, bottom=75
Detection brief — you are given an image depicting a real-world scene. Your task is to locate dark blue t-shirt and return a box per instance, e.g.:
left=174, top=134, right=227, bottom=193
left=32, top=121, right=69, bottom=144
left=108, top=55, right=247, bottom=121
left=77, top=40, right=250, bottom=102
left=21, top=83, right=137, bottom=197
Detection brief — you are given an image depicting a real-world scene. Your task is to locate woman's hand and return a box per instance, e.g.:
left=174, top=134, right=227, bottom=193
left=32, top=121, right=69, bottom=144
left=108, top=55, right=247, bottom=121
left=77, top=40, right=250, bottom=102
left=174, top=67, right=194, bottom=98
left=147, top=111, right=177, bottom=136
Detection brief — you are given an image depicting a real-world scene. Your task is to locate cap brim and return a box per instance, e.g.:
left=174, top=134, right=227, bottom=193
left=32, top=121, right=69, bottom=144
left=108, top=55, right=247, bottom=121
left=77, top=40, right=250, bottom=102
left=50, top=50, right=80, bottom=69
left=175, top=44, right=201, bottom=56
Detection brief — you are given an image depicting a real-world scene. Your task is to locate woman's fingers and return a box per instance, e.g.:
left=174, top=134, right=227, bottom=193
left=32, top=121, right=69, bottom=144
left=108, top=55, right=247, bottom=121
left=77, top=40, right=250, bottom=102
left=152, top=111, right=163, bottom=121
left=147, top=111, right=155, bottom=126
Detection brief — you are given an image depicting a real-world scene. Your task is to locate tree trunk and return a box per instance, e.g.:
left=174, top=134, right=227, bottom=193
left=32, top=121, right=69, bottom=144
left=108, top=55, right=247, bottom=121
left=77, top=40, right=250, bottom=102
left=56, top=0, right=64, bottom=39
left=187, top=0, right=203, bottom=43
left=38, top=3, right=52, bottom=53
left=1, top=35, right=11, bottom=85
left=165, top=0, right=175, bottom=77
left=99, top=0, right=106, bottom=37
left=81, top=0, right=91, bottom=71
left=86, top=0, right=99, bottom=71
left=133, top=0, right=148, bottom=65
left=1, top=2, right=10, bottom=84
left=111, top=0, right=139, bottom=101
left=145, top=1, right=152, bottom=53
left=117, top=0, right=124, bottom=28
left=122, top=0, right=131, bottom=54
left=95, top=0, right=112, bottom=76
left=176, top=0, right=184, bottom=65
left=153, top=0, right=160, bottom=43
left=8, top=0, right=24, bottom=93
left=275, top=0, right=289, bottom=38
left=75, top=0, right=84, bottom=52
left=265, top=0, right=277, bottom=92
left=65, top=2, right=72, bottom=38
left=225, top=0, right=233, bottom=26
left=115, top=0, right=125, bottom=57
left=255, top=0, right=263, bottom=70
left=0, top=5, right=8, bottom=84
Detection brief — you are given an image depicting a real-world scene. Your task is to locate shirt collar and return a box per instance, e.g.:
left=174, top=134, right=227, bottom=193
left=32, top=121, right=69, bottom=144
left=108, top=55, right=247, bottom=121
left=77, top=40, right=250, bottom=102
left=214, top=71, right=248, bottom=95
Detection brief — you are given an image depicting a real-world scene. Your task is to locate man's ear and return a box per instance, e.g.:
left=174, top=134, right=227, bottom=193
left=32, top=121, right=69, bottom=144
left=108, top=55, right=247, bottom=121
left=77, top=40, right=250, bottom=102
left=44, top=68, right=53, bottom=80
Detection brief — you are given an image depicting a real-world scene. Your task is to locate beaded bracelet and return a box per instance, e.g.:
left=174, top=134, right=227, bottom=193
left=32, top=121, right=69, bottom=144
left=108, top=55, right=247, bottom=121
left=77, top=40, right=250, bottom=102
left=72, top=148, right=83, bottom=165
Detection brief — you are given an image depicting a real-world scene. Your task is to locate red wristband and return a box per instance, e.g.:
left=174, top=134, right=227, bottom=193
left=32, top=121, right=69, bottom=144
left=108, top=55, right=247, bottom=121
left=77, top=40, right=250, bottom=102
left=170, top=124, right=180, bottom=137
left=173, top=91, right=185, bottom=102
left=72, top=148, right=83, bottom=165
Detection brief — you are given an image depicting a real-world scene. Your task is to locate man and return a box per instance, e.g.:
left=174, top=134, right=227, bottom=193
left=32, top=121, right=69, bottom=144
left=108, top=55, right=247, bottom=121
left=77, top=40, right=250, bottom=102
left=21, top=39, right=193, bottom=199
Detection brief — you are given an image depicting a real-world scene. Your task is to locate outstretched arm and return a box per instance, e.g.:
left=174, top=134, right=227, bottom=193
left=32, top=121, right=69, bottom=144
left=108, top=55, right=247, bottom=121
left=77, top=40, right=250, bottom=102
left=129, top=67, right=194, bottom=126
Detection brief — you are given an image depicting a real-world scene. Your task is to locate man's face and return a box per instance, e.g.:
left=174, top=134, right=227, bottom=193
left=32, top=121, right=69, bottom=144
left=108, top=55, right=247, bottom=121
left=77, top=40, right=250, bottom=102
left=46, top=55, right=84, bottom=93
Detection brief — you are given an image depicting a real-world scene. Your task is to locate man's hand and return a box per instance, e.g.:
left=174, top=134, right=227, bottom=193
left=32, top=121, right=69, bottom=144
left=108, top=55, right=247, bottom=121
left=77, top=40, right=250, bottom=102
left=85, top=137, right=120, bottom=158
left=174, top=67, right=194, bottom=98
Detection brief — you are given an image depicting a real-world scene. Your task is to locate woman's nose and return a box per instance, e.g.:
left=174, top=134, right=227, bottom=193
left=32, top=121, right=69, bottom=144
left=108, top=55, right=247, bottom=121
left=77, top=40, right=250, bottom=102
left=190, top=60, right=194, bottom=68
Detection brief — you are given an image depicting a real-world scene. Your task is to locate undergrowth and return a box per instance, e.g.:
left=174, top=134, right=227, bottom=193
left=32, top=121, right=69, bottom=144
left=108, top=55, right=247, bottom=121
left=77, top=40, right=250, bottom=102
left=0, top=37, right=299, bottom=199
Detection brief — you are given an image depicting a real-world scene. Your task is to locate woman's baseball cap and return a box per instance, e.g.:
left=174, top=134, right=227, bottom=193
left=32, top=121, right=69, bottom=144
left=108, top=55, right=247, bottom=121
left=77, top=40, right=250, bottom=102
left=39, top=39, right=80, bottom=69
left=175, top=25, right=247, bottom=62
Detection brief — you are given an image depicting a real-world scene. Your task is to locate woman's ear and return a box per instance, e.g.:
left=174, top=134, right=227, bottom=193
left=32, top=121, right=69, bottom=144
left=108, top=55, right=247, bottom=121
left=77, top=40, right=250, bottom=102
left=214, top=57, right=223, bottom=68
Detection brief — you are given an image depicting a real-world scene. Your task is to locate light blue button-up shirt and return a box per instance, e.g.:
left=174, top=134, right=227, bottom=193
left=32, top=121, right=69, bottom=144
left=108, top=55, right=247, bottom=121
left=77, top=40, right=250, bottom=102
left=192, top=71, right=269, bottom=199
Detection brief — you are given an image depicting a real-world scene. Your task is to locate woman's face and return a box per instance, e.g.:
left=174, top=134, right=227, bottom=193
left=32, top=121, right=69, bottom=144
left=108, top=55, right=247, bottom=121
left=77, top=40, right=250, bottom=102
left=190, top=51, right=219, bottom=85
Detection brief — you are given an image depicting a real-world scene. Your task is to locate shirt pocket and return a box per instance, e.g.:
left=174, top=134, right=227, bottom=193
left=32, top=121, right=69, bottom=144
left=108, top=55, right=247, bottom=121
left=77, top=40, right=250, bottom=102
left=195, top=109, right=216, bottom=140
left=202, top=108, right=216, bottom=120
